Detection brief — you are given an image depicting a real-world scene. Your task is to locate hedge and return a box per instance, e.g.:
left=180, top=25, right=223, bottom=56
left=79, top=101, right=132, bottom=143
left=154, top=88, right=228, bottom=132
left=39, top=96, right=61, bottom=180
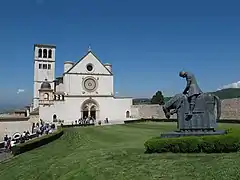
left=124, top=118, right=177, bottom=124
left=144, top=128, right=240, bottom=153
left=124, top=118, right=240, bottom=124
left=61, top=123, right=95, bottom=128
left=11, top=128, right=64, bottom=156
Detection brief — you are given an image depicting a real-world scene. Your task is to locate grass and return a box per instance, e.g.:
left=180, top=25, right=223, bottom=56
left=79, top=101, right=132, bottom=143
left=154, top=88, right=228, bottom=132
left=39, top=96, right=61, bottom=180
left=1, top=122, right=240, bottom=180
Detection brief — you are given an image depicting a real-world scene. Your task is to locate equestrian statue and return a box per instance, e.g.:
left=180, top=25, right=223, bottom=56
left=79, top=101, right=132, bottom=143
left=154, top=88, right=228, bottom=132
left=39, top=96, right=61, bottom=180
left=161, top=71, right=225, bottom=138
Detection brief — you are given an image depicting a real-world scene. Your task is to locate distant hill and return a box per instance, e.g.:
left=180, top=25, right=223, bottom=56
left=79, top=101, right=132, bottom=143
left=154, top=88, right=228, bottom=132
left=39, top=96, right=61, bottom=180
left=132, top=98, right=151, bottom=105
left=211, top=88, right=240, bottom=99
left=133, top=97, right=171, bottom=105
left=133, top=88, right=240, bottom=105
left=0, top=103, right=27, bottom=113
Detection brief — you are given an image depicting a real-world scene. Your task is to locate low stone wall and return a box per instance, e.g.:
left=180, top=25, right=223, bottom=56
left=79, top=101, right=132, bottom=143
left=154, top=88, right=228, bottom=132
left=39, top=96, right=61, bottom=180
left=0, top=118, right=32, bottom=138
left=131, top=98, right=240, bottom=120
left=221, top=98, right=240, bottom=119
left=131, top=104, right=177, bottom=119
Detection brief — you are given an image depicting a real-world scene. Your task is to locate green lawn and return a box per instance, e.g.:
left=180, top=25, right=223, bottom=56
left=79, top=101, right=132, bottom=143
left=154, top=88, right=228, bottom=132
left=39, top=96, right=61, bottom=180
left=1, top=122, right=240, bottom=180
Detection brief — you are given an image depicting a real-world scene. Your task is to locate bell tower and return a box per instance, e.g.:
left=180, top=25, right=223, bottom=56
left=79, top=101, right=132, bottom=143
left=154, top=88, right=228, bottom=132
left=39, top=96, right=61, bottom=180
left=33, top=44, right=56, bottom=109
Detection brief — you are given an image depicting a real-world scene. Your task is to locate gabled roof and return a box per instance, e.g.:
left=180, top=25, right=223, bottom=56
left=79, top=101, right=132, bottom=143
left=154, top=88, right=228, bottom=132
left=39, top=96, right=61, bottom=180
left=64, top=50, right=113, bottom=75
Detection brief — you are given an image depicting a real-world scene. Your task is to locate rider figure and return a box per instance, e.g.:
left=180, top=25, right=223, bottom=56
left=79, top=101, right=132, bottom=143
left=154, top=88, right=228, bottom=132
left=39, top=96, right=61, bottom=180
left=179, top=71, right=202, bottom=116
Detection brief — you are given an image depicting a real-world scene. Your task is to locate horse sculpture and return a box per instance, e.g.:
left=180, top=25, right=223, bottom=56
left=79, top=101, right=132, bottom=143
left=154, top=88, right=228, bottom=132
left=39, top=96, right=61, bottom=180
left=162, top=93, right=221, bottom=132
left=160, top=71, right=226, bottom=138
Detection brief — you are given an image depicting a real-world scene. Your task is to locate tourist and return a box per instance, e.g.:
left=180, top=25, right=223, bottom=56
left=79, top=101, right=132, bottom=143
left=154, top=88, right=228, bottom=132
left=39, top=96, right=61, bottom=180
left=10, top=137, right=17, bottom=147
left=51, top=124, right=55, bottom=129
left=78, top=118, right=82, bottom=124
left=32, top=123, right=35, bottom=134
left=3, top=135, right=8, bottom=149
left=104, top=118, right=109, bottom=124
left=6, top=137, right=11, bottom=150
left=3, top=135, right=8, bottom=142
left=22, top=131, right=26, bottom=138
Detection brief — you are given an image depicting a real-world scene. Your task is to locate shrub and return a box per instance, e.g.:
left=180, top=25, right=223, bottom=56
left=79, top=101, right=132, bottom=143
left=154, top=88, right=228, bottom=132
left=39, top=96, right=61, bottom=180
left=11, top=128, right=64, bottom=156
left=144, top=129, right=240, bottom=153
left=124, top=118, right=240, bottom=124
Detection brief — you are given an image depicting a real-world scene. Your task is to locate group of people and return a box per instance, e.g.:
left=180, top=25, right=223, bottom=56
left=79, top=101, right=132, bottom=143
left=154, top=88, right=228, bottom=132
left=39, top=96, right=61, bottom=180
left=72, top=117, right=110, bottom=126
left=32, top=120, right=56, bottom=135
left=73, top=116, right=95, bottom=125
left=2, top=120, right=57, bottom=151
left=3, top=130, right=31, bottom=150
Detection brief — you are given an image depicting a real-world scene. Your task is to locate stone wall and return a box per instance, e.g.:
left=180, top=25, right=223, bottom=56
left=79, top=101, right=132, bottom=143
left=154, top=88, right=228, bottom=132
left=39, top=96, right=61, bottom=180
left=0, top=119, right=32, bottom=138
left=131, top=104, right=177, bottom=119
left=221, top=98, right=240, bottom=119
left=0, top=114, right=41, bottom=138
left=131, top=98, right=240, bottom=120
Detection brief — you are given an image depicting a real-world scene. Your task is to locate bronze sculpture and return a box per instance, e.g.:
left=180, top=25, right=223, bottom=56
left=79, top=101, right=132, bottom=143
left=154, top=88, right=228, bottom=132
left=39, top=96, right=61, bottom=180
left=161, top=71, right=226, bottom=138
left=179, top=71, right=202, bottom=116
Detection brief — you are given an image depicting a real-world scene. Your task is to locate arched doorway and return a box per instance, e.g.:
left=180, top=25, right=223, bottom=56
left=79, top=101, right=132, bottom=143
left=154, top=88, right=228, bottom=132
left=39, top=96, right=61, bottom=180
left=53, top=114, right=57, bottom=122
left=126, top=111, right=130, bottom=118
left=90, top=106, right=96, bottom=120
left=81, top=99, right=99, bottom=120
left=82, top=105, right=88, bottom=119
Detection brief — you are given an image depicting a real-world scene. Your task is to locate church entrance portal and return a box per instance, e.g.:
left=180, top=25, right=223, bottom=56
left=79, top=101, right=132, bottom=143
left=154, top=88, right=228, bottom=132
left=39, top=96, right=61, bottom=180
left=81, top=99, right=99, bottom=121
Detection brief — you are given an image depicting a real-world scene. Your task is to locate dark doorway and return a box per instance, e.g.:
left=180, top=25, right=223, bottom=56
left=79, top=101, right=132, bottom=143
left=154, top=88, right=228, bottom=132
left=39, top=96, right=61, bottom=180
left=126, top=111, right=130, bottom=118
left=82, top=106, right=88, bottom=119
left=53, top=114, right=57, bottom=122
left=90, top=106, right=96, bottom=120
left=83, top=111, right=88, bottom=119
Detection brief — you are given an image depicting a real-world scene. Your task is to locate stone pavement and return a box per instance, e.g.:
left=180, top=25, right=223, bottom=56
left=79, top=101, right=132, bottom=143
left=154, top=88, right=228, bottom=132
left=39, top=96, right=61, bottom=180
left=0, top=148, right=12, bottom=163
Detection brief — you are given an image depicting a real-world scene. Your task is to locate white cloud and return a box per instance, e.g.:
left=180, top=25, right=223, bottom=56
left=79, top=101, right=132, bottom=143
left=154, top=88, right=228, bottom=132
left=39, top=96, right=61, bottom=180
left=17, top=89, right=25, bottom=94
left=218, top=81, right=240, bottom=90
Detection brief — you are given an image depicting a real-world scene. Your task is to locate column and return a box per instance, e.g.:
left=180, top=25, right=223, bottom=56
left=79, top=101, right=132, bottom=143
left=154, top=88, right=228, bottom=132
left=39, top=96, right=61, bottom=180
left=88, top=105, right=91, bottom=117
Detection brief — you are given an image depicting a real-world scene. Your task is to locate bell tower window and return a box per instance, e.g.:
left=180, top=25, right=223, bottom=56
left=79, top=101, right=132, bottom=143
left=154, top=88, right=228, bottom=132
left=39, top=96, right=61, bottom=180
left=48, top=49, right=52, bottom=58
left=38, top=49, right=42, bottom=58
left=43, top=49, right=47, bottom=58
left=43, top=64, right=47, bottom=69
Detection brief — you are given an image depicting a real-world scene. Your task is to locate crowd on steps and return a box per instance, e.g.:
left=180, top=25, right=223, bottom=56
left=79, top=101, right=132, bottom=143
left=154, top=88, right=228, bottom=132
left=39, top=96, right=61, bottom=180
left=2, top=120, right=57, bottom=152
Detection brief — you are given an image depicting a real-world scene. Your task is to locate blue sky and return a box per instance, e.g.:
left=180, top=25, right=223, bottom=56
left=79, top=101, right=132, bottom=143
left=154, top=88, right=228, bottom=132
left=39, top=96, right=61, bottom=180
left=0, top=0, right=240, bottom=106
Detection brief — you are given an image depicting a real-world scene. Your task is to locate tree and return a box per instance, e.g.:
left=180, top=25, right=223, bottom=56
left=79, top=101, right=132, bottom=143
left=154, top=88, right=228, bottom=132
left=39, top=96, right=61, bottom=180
left=151, top=91, right=164, bottom=105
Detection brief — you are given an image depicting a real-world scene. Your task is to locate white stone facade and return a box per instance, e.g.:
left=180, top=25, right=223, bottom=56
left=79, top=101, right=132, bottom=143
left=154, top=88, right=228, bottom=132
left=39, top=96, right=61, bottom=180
left=37, top=47, right=133, bottom=124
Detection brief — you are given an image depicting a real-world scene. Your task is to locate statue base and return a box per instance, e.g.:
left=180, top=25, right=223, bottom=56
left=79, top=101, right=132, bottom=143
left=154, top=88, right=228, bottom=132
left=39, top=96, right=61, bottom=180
left=160, top=129, right=226, bottom=138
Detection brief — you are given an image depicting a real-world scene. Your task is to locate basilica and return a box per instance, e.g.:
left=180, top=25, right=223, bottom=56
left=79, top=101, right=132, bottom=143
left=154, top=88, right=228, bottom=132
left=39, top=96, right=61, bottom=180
left=33, top=44, right=133, bottom=124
